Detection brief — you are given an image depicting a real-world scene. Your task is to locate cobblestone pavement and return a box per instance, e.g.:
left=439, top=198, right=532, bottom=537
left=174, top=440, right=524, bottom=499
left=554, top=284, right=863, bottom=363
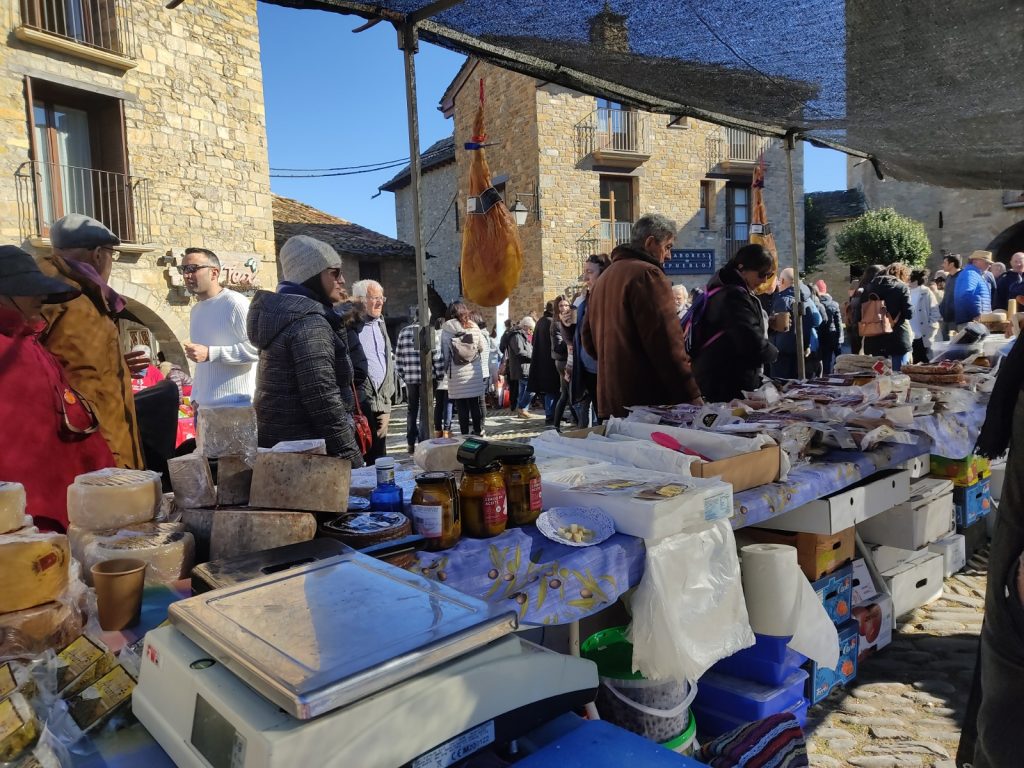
left=806, top=549, right=988, bottom=768
left=385, top=401, right=555, bottom=456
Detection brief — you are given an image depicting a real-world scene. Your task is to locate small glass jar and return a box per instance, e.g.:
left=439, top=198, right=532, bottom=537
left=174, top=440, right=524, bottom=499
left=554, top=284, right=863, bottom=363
left=502, top=455, right=542, bottom=526
left=459, top=463, right=507, bottom=538
left=411, top=472, right=461, bottom=551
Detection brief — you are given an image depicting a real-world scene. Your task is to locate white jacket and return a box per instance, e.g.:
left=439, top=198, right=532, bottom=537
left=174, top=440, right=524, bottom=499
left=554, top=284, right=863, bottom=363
left=441, top=319, right=486, bottom=400
left=910, top=286, right=941, bottom=348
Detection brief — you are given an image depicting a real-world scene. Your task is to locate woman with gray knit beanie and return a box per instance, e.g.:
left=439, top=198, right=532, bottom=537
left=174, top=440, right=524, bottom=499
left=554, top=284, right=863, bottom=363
left=246, top=235, right=364, bottom=466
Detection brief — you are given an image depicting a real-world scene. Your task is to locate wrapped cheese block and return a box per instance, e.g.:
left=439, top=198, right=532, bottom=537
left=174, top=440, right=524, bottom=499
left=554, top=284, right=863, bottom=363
left=414, top=438, right=463, bottom=472
left=67, top=469, right=161, bottom=531
left=68, top=521, right=187, bottom=572
left=209, top=508, right=316, bottom=560
left=0, top=481, right=26, bottom=534
left=66, top=665, right=135, bottom=733
left=270, top=439, right=326, bottom=454
left=82, top=530, right=195, bottom=586
left=0, top=599, right=83, bottom=660
left=197, top=405, right=257, bottom=459
left=167, top=454, right=216, bottom=509
left=0, top=693, right=39, bottom=762
left=0, top=532, right=69, bottom=613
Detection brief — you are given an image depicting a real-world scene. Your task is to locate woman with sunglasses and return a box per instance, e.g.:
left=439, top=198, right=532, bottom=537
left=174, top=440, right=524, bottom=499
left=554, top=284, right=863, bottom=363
left=690, top=243, right=780, bottom=403
left=0, top=245, right=114, bottom=531
left=247, top=236, right=365, bottom=467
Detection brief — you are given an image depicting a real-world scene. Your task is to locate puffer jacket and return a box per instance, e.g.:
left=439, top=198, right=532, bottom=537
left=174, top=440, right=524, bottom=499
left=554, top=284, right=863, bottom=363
left=862, top=275, right=913, bottom=357
left=441, top=319, right=486, bottom=400
left=507, top=327, right=533, bottom=380
left=247, top=289, right=363, bottom=466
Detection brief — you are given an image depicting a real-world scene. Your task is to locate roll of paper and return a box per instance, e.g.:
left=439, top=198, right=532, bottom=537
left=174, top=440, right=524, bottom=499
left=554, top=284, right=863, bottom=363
left=741, top=543, right=840, bottom=669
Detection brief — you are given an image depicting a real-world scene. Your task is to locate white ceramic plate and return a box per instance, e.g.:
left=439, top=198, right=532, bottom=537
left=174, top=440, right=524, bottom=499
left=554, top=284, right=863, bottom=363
left=537, top=507, right=616, bottom=547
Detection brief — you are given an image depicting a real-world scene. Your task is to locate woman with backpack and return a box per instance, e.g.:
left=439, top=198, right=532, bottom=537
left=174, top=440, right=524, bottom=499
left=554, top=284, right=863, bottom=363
left=690, top=244, right=779, bottom=402
left=441, top=302, right=487, bottom=435
left=861, top=262, right=914, bottom=371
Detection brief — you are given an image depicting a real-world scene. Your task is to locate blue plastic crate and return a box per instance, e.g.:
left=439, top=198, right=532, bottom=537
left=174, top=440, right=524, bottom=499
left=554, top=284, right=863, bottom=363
left=693, top=696, right=808, bottom=741
left=713, top=643, right=807, bottom=686
left=811, top=562, right=854, bottom=626
left=516, top=719, right=705, bottom=767
left=954, top=477, right=991, bottom=527
left=806, top=619, right=859, bottom=704
left=696, top=668, right=808, bottom=723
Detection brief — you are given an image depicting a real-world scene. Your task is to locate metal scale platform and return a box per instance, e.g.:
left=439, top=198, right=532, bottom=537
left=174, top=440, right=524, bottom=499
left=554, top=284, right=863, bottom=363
left=133, top=548, right=599, bottom=768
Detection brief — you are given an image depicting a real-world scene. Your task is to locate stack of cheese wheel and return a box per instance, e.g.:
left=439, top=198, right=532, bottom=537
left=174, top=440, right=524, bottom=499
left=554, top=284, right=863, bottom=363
left=66, top=468, right=195, bottom=588
left=0, top=481, right=81, bottom=658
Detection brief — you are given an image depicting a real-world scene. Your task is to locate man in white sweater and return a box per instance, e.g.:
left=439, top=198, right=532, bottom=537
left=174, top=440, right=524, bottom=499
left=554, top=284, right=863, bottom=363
left=181, top=247, right=258, bottom=407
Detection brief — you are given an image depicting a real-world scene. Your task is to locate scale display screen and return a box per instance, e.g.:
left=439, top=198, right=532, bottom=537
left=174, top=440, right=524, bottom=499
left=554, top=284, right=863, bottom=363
left=191, top=694, right=244, bottom=768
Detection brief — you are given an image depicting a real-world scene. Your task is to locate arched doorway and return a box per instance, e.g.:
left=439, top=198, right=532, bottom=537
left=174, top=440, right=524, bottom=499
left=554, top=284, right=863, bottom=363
left=107, top=277, right=189, bottom=368
left=987, top=220, right=1024, bottom=264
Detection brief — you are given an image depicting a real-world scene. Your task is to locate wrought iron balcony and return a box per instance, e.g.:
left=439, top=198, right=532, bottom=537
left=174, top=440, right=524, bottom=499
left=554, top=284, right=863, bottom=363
left=16, top=161, right=152, bottom=244
left=1003, top=190, right=1024, bottom=208
left=576, top=108, right=651, bottom=166
left=18, top=0, right=137, bottom=62
left=575, top=221, right=633, bottom=268
left=706, top=127, right=770, bottom=174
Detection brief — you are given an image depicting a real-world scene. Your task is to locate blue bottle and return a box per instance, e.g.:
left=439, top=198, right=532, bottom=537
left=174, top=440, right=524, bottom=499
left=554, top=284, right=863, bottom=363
left=370, top=457, right=404, bottom=513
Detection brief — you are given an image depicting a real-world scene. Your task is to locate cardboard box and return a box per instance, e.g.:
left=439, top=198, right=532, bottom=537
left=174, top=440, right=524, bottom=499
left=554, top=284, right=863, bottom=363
left=756, top=470, right=911, bottom=535
left=740, top=527, right=854, bottom=581
left=857, top=478, right=954, bottom=550
left=850, top=558, right=877, bottom=606
left=853, top=592, right=893, bottom=661
left=899, top=453, right=931, bottom=479
left=930, top=454, right=991, bottom=487
left=954, top=477, right=992, bottom=528
left=867, top=544, right=924, bottom=573
left=561, top=426, right=780, bottom=493
left=806, top=619, right=859, bottom=704
left=928, top=533, right=967, bottom=577
left=881, top=551, right=945, bottom=617
left=811, top=563, right=854, bottom=626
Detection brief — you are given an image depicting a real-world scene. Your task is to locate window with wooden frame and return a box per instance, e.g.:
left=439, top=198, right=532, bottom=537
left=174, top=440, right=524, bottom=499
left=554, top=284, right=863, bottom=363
left=20, top=0, right=126, bottom=56
left=25, top=77, right=137, bottom=241
left=699, top=180, right=715, bottom=229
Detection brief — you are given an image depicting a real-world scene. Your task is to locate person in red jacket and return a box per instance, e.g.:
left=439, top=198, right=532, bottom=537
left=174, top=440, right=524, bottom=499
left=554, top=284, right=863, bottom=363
left=0, top=245, right=114, bottom=530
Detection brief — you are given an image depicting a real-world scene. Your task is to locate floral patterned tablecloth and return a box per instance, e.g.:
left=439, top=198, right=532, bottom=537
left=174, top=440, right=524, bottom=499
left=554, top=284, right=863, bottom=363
left=911, top=403, right=987, bottom=460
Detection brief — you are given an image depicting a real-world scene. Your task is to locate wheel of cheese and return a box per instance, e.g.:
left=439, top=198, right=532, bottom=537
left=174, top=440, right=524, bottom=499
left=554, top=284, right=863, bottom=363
left=0, top=532, right=70, bottom=613
left=0, top=482, right=27, bottom=534
left=67, top=469, right=162, bottom=531
left=414, top=438, right=463, bottom=472
left=321, top=510, right=411, bottom=548
left=0, top=599, right=82, bottom=660
left=82, top=530, right=195, bottom=586
left=68, top=521, right=187, bottom=570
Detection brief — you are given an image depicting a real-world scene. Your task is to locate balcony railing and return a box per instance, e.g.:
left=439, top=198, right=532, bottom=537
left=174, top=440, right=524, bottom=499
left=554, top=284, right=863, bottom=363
left=706, top=127, right=770, bottom=171
left=19, top=0, right=137, bottom=59
left=576, top=108, right=651, bottom=163
left=16, top=161, right=152, bottom=244
left=1003, top=190, right=1024, bottom=208
left=599, top=220, right=633, bottom=249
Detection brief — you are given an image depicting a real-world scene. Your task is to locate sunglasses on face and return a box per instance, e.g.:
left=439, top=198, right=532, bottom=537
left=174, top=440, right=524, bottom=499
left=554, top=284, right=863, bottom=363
left=327, top=268, right=344, bottom=283
left=177, top=264, right=214, bottom=275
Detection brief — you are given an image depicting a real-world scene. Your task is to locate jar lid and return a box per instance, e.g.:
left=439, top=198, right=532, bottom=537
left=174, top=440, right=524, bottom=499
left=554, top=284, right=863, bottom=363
left=501, top=454, right=536, bottom=466
left=374, top=457, right=396, bottom=469
left=416, top=471, right=455, bottom=484
left=464, top=462, right=501, bottom=474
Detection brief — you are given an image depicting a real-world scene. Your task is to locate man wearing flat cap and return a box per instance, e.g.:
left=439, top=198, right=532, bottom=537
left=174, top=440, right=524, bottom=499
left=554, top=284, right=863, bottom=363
left=952, top=249, right=995, bottom=328
left=36, top=214, right=144, bottom=468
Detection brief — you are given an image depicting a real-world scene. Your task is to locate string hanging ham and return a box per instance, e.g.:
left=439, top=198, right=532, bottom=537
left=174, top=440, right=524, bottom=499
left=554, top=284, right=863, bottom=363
left=460, top=81, right=523, bottom=307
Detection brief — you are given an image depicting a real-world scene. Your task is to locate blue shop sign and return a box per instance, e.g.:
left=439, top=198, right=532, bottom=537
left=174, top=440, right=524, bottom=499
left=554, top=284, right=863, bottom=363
left=664, top=249, right=715, bottom=275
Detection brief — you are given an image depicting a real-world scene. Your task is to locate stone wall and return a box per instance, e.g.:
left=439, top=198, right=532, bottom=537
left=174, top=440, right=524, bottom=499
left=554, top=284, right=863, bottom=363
left=0, top=0, right=274, bottom=364
left=393, top=161, right=460, bottom=305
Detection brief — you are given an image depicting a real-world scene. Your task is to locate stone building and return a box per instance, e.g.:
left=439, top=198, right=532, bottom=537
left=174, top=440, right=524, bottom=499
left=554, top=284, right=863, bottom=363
left=0, top=0, right=275, bottom=365
left=804, top=188, right=868, bottom=296
left=272, top=194, right=433, bottom=339
left=384, top=58, right=804, bottom=322
left=849, top=159, right=1024, bottom=268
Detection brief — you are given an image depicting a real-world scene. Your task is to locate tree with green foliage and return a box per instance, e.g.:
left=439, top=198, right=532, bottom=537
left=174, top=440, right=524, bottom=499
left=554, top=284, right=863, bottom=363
left=834, top=208, right=931, bottom=269
left=804, top=196, right=829, bottom=274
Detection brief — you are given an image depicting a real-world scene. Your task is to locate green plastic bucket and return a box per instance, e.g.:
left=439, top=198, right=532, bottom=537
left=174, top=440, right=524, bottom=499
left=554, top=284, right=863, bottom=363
left=661, top=712, right=698, bottom=756
left=581, top=626, right=695, bottom=744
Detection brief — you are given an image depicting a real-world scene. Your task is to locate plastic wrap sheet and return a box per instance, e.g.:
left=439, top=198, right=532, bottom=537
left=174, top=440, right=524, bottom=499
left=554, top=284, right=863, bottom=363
left=629, top=519, right=754, bottom=682
left=533, top=431, right=695, bottom=476
left=911, top=402, right=987, bottom=460
left=605, top=418, right=776, bottom=461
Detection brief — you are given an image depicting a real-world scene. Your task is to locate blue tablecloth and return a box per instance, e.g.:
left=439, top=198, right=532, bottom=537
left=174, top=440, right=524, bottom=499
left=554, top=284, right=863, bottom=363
left=912, top=405, right=987, bottom=460
left=411, top=526, right=646, bottom=627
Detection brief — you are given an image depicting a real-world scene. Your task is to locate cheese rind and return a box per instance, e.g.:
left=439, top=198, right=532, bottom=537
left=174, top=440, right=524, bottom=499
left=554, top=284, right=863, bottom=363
left=216, top=456, right=252, bottom=506
left=0, top=482, right=26, bottom=534
left=197, top=406, right=257, bottom=459
left=82, top=531, right=194, bottom=586
left=0, top=600, right=82, bottom=660
left=167, top=454, right=216, bottom=509
left=67, top=469, right=161, bottom=531
left=209, top=508, right=316, bottom=560
left=68, top=522, right=187, bottom=576
left=0, top=532, right=69, bottom=613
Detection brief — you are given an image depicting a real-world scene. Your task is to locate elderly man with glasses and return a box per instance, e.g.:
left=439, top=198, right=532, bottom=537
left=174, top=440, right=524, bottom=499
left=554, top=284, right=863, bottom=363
left=352, top=279, right=396, bottom=461
left=180, top=247, right=258, bottom=409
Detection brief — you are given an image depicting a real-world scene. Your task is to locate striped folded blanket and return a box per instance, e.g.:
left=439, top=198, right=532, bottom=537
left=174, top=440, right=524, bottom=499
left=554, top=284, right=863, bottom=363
left=699, top=712, right=808, bottom=768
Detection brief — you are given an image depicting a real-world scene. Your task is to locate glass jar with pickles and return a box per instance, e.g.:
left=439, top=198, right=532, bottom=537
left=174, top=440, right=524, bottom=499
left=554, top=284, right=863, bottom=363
left=410, top=472, right=461, bottom=551
left=501, top=455, right=542, bottom=526
left=459, top=463, right=507, bottom=538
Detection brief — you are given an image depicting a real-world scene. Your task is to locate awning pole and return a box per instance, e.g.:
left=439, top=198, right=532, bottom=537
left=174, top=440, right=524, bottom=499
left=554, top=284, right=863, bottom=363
left=785, top=133, right=805, bottom=380
left=399, top=24, right=433, bottom=440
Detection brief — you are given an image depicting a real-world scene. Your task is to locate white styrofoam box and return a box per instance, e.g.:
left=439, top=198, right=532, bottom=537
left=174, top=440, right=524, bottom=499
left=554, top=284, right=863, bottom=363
left=898, top=453, right=931, bottom=479
left=881, top=551, right=945, bottom=617
left=853, top=591, right=894, bottom=659
left=755, top=469, right=911, bottom=535
left=851, top=558, right=878, bottom=607
left=928, top=533, right=967, bottom=577
left=869, top=544, right=925, bottom=573
left=989, top=461, right=1006, bottom=502
left=541, top=465, right=733, bottom=541
left=856, top=479, right=954, bottom=550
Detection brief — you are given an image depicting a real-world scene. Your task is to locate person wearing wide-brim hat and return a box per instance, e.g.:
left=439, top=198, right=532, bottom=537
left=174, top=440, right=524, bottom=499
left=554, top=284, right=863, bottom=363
left=0, top=245, right=114, bottom=531
left=953, top=249, right=997, bottom=327
left=37, top=214, right=145, bottom=468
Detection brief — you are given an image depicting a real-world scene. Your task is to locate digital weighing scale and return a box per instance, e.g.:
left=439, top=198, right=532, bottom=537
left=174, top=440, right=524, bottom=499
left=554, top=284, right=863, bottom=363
left=133, top=549, right=599, bottom=768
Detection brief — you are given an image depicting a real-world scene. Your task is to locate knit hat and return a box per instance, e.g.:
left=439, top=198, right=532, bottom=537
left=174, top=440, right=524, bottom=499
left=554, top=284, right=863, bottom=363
left=279, top=235, right=341, bottom=285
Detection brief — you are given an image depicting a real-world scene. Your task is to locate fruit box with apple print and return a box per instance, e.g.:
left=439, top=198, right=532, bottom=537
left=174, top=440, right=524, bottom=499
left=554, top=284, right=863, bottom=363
left=811, top=562, right=854, bottom=626
left=806, top=619, right=859, bottom=704
left=853, top=592, right=893, bottom=661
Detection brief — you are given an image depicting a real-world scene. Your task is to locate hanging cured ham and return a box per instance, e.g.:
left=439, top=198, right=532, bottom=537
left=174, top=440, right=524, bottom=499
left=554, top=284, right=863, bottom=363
left=460, top=84, right=523, bottom=307
left=750, top=155, right=778, bottom=294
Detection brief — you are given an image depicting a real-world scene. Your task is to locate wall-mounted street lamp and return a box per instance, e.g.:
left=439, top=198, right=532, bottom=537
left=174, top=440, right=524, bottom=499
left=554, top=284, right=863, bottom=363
left=509, top=187, right=541, bottom=226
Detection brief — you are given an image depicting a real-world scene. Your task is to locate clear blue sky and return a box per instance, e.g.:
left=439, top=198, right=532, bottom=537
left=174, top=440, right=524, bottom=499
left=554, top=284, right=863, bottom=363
left=258, top=4, right=849, bottom=239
